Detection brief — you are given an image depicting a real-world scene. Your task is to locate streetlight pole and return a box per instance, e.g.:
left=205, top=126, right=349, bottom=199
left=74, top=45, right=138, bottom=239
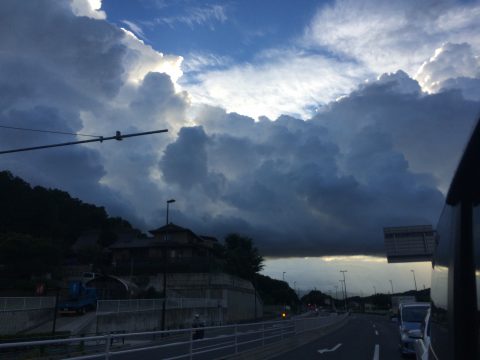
left=162, top=199, right=175, bottom=332
left=340, top=270, right=348, bottom=311
left=373, top=286, right=376, bottom=295
left=339, top=280, right=346, bottom=311
left=282, top=272, right=287, bottom=315
left=389, top=280, right=394, bottom=294
left=410, top=269, right=418, bottom=292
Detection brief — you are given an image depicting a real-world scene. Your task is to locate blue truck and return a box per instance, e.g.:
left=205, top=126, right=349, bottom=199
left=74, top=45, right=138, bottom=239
left=58, top=280, right=98, bottom=315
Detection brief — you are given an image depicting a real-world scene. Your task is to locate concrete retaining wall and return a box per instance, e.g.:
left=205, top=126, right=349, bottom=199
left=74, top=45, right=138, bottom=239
left=225, top=288, right=263, bottom=322
left=135, top=273, right=263, bottom=324
left=0, top=308, right=54, bottom=335
left=96, top=306, right=227, bottom=333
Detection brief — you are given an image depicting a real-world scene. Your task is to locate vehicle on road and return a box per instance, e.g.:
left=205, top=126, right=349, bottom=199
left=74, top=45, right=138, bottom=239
left=413, top=308, right=430, bottom=360
left=398, top=302, right=430, bottom=356
left=57, top=280, right=98, bottom=315
left=391, top=295, right=416, bottom=319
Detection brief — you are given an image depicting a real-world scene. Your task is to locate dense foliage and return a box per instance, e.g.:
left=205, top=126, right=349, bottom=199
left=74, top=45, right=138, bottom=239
left=222, top=233, right=264, bottom=280
left=0, top=171, right=139, bottom=278
left=254, top=273, right=299, bottom=307
left=301, top=290, right=332, bottom=307
left=219, top=234, right=300, bottom=308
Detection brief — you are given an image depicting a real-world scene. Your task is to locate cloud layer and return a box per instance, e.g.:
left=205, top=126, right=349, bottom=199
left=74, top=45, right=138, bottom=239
left=182, top=0, right=480, bottom=119
left=0, top=0, right=479, bottom=258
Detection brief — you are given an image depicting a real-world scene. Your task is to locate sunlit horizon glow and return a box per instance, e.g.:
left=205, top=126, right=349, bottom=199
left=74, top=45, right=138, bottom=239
left=261, top=256, right=432, bottom=296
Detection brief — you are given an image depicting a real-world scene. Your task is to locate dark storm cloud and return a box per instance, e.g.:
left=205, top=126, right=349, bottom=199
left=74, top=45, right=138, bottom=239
left=162, top=70, right=477, bottom=257
left=159, top=77, right=464, bottom=256
left=0, top=0, right=139, bottom=223
left=160, top=126, right=209, bottom=189
left=1, top=1, right=479, bottom=257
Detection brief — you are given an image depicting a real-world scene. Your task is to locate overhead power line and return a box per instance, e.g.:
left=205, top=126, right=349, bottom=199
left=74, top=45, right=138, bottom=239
left=0, top=124, right=101, bottom=138
left=0, top=129, right=168, bottom=155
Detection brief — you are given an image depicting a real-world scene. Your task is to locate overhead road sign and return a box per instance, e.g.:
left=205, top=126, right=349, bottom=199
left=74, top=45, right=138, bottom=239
left=383, top=225, right=436, bottom=263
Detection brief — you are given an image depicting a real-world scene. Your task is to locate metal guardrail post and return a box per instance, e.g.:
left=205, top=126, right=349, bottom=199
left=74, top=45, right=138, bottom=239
left=105, top=333, right=111, bottom=360
left=189, top=328, right=193, bottom=360
left=234, top=325, right=238, bottom=353
left=262, top=323, right=265, bottom=346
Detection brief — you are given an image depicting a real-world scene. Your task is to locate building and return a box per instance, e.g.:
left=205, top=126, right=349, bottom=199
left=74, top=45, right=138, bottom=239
left=110, top=223, right=223, bottom=275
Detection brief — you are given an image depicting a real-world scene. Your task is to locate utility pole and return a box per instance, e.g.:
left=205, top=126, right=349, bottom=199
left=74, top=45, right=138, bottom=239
left=340, top=270, right=348, bottom=311
left=51, top=287, right=60, bottom=335
left=389, top=279, right=394, bottom=294
left=162, top=199, right=175, bottom=332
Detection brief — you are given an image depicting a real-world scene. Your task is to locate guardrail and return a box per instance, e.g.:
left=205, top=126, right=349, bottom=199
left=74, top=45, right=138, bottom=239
left=0, top=313, right=347, bottom=360
left=0, top=297, right=56, bottom=312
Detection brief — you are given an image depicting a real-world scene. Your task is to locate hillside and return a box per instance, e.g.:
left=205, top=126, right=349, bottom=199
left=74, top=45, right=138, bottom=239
left=0, top=171, right=140, bottom=279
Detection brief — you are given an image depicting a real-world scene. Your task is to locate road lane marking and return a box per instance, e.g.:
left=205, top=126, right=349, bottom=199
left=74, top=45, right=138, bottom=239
left=372, top=344, right=379, bottom=360
left=317, top=343, right=342, bottom=354
left=375, top=330, right=379, bottom=336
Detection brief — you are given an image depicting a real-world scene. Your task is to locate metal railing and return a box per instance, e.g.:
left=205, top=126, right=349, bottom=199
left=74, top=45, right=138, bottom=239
left=0, top=297, right=56, bottom=312
left=0, top=312, right=347, bottom=360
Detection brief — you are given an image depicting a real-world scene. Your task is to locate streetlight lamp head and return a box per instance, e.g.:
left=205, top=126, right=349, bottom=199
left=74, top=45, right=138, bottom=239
left=167, top=199, right=176, bottom=203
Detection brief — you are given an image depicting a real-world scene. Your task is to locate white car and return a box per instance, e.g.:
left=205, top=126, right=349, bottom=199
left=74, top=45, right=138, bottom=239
left=398, top=302, right=430, bottom=356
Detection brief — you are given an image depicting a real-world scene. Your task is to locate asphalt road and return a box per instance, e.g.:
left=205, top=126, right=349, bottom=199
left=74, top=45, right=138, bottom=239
left=272, top=313, right=406, bottom=360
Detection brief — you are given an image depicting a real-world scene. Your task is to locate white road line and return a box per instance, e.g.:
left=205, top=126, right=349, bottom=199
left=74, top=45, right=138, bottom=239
left=372, top=344, right=379, bottom=360
left=375, top=330, right=379, bottom=336
left=317, top=343, right=342, bottom=354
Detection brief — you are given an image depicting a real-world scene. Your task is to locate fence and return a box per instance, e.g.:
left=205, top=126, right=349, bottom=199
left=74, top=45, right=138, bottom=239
left=0, top=297, right=56, bottom=312
left=96, top=298, right=225, bottom=314
left=0, top=312, right=347, bottom=360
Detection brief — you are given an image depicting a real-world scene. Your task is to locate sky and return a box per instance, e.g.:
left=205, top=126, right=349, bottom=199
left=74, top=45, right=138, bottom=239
left=1, top=0, right=479, bottom=294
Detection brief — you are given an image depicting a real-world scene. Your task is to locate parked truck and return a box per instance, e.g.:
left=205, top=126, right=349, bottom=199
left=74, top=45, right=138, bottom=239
left=58, top=280, right=98, bottom=315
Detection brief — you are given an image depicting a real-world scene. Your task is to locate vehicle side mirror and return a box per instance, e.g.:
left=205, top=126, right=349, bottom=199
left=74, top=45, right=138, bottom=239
left=408, top=329, right=423, bottom=339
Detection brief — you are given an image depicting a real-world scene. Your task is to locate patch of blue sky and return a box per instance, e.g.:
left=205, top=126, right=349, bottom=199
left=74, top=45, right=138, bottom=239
left=102, top=0, right=332, bottom=64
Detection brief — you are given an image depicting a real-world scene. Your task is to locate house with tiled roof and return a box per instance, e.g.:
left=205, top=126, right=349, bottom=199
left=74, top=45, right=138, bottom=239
left=110, top=223, right=222, bottom=275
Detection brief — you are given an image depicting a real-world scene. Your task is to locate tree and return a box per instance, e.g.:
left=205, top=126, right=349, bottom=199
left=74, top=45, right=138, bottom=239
left=0, top=232, right=61, bottom=278
left=254, top=273, right=299, bottom=307
left=223, top=234, right=264, bottom=280
left=301, top=290, right=330, bottom=307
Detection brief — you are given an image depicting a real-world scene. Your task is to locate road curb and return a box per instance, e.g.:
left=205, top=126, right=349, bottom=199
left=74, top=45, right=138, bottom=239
left=220, top=314, right=350, bottom=360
